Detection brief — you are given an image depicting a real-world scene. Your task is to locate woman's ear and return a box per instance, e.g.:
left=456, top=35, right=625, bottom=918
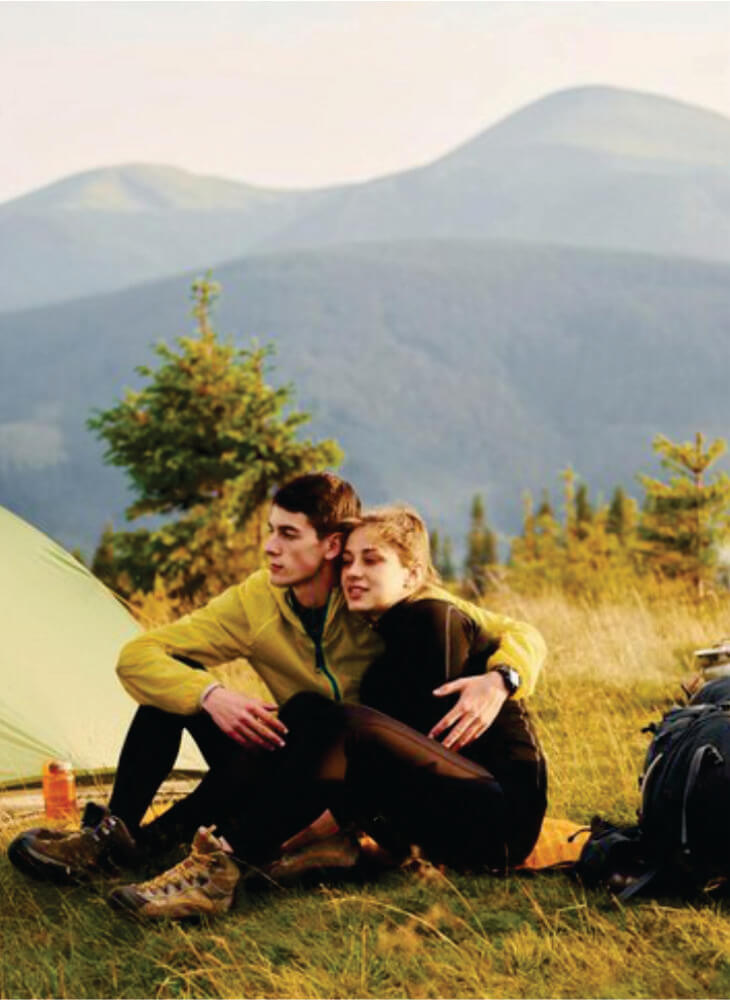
left=323, top=532, right=343, bottom=561
left=405, top=562, right=422, bottom=589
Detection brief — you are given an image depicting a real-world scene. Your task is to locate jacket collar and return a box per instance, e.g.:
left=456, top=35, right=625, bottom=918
left=266, top=574, right=346, bottom=634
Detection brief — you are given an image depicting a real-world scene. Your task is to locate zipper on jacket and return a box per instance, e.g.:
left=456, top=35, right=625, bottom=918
left=314, top=636, right=341, bottom=701
left=310, top=594, right=341, bottom=701
left=287, top=591, right=342, bottom=701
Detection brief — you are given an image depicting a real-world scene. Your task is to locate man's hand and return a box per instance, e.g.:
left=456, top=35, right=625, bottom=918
left=429, top=672, right=509, bottom=751
left=202, top=688, right=287, bottom=749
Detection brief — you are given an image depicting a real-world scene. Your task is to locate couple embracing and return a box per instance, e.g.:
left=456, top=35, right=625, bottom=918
left=9, top=473, right=547, bottom=919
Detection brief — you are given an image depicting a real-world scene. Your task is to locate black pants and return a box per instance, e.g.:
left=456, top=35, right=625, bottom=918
left=124, top=691, right=546, bottom=870
left=107, top=699, right=243, bottom=834
left=108, top=655, right=243, bottom=833
left=107, top=655, right=350, bottom=854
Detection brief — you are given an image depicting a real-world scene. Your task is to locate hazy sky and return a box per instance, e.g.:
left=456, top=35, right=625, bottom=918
left=1, top=2, right=728, bottom=203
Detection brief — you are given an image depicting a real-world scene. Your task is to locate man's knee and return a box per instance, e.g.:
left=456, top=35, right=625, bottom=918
left=279, top=691, right=341, bottom=729
left=130, top=703, right=188, bottom=730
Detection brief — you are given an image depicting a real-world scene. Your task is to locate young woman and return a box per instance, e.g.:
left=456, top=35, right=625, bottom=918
left=329, top=506, right=547, bottom=869
left=108, top=506, right=547, bottom=917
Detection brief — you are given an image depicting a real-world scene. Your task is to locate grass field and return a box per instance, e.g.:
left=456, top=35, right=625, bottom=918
left=3, top=590, right=730, bottom=999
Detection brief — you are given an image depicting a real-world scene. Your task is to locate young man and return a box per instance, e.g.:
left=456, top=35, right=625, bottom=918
left=9, top=472, right=546, bottom=899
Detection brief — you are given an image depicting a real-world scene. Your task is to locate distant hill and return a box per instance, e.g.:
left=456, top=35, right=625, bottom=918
left=1, top=86, right=729, bottom=311
left=261, top=87, right=730, bottom=261
left=457, top=85, right=730, bottom=164
left=0, top=165, right=331, bottom=311
left=1, top=239, right=728, bottom=556
left=0, top=163, right=296, bottom=213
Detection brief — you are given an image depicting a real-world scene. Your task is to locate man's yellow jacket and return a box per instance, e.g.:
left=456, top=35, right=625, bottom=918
left=117, top=569, right=546, bottom=714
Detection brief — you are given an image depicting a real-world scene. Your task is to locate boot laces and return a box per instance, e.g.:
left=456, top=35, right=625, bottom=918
left=139, top=849, right=216, bottom=898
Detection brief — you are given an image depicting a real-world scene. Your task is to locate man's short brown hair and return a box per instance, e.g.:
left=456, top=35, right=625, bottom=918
left=272, top=473, right=361, bottom=538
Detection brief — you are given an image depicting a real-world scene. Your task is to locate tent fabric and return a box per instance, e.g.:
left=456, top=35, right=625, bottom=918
left=0, top=505, right=203, bottom=786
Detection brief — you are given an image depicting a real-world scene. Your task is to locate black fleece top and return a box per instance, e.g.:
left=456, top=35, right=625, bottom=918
left=358, top=598, right=544, bottom=788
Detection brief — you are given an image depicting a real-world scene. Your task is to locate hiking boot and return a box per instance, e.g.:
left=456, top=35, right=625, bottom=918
left=256, top=831, right=361, bottom=886
left=7, top=807, right=138, bottom=883
left=107, top=827, right=239, bottom=920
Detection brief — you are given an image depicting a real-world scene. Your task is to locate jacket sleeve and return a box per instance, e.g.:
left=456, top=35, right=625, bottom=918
left=116, top=583, right=254, bottom=715
left=432, top=589, right=546, bottom=698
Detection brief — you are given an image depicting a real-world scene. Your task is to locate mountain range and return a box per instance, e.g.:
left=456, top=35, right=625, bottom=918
left=1, top=85, right=728, bottom=556
left=2, top=86, right=730, bottom=313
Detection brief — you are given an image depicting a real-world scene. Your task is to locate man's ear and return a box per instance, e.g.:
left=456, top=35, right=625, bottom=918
left=323, top=532, right=343, bottom=561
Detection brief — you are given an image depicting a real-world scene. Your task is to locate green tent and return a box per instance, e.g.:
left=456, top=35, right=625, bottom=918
left=0, top=506, right=203, bottom=786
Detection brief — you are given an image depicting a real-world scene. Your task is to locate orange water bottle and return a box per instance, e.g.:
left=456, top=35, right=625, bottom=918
left=42, top=760, right=77, bottom=819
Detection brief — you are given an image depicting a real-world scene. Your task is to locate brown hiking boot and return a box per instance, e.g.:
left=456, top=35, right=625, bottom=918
left=259, top=831, right=361, bottom=886
left=8, top=808, right=138, bottom=883
left=107, top=827, right=240, bottom=920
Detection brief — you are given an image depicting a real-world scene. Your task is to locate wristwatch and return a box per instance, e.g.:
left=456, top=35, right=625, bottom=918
left=492, top=664, right=521, bottom=697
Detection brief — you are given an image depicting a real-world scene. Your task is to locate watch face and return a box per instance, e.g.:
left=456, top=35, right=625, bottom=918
left=497, top=666, right=520, bottom=694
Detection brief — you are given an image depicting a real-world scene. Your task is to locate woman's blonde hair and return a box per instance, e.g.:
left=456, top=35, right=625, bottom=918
left=342, top=505, right=440, bottom=586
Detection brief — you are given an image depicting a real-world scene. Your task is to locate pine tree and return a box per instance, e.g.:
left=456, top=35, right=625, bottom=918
left=606, top=486, right=637, bottom=542
left=440, top=535, right=456, bottom=582
left=575, top=482, right=594, bottom=538
left=562, top=469, right=577, bottom=547
left=638, top=432, right=730, bottom=598
left=520, top=491, right=537, bottom=561
left=509, top=492, right=537, bottom=577
left=88, top=276, right=341, bottom=605
left=534, top=488, right=562, bottom=561
left=509, top=487, right=563, bottom=591
left=430, top=529, right=456, bottom=582
left=464, top=493, right=497, bottom=593
left=561, top=469, right=614, bottom=593
left=536, top=489, right=554, bottom=520
left=509, top=475, right=642, bottom=598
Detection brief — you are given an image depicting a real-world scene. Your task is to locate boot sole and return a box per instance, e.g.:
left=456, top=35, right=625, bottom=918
left=108, top=884, right=236, bottom=921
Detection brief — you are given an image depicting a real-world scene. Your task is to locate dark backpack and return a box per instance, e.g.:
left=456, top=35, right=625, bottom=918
left=636, top=695, right=730, bottom=894
left=576, top=677, right=730, bottom=899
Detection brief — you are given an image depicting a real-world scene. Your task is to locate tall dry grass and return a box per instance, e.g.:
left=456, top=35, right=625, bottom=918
left=493, top=588, right=730, bottom=821
left=3, top=588, right=730, bottom=998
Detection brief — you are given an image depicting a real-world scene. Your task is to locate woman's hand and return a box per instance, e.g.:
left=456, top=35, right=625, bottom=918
left=429, top=672, right=509, bottom=750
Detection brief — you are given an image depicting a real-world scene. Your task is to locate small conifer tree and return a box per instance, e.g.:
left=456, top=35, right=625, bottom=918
left=88, top=276, right=341, bottom=605
left=509, top=475, right=641, bottom=598
left=464, top=493, right=497, bottom=593
left=575, top=482, right=594, bottom=538
left=509, top=487, right=563, bottom=590
left=429, top=529, right=456, bottom=582
left=638, top=432, right=730, bottom=598
left=440, top=535, right=456, bottom=582
left=606, top=486, right=637, bottom=543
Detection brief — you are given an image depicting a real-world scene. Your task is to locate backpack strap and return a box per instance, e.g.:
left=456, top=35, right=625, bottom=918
left=680, top=743, right=724, bottom=854
left=617, top=867, right=660, bottom=902
left=573, top=818, right=649, bottom=893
